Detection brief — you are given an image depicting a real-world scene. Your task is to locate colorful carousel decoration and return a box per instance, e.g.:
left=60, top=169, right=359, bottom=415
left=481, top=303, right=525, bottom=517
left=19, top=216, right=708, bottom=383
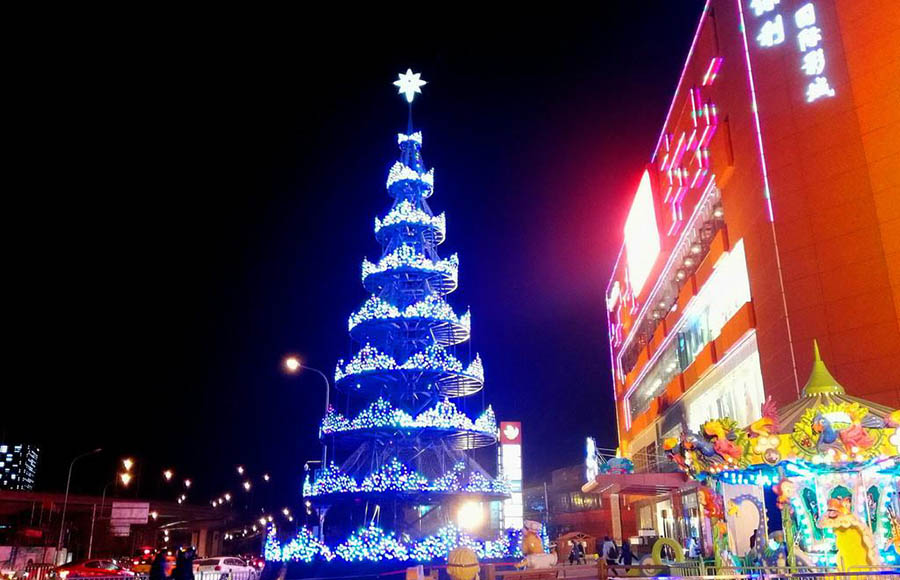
left=664, top=342, right=900, bottom=570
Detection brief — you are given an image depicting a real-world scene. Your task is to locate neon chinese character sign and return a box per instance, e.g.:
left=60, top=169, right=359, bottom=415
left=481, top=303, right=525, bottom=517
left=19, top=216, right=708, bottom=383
left=749, top=0, right=835, bottom=103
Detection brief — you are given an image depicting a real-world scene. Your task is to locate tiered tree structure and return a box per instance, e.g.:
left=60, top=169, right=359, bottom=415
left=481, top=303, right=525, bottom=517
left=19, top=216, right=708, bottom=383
left=304, top=71, right=507, bottom=536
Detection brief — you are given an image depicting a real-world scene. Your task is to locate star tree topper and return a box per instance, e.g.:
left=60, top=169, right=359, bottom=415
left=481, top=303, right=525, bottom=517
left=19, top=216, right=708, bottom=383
left=394, top=69, right=427, bottom=103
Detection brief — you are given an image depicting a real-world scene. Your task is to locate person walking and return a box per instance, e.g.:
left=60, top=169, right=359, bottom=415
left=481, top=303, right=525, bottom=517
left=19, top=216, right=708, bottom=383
left=619, top=542, right=634, bottom=568
left=149, top=551, right=167, bottom=580
left=172, top=547, right=195, bottom=580
left=601, top=536, right=618, bottom=566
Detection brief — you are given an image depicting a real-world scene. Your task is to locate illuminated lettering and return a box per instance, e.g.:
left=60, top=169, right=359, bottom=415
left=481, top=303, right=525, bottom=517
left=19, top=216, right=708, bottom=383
left=756, top=14, right=785, bottom=47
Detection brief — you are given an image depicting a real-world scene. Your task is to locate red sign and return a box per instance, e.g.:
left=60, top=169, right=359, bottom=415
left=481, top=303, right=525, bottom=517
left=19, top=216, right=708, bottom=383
left=499, top=422, right=522, bottom=445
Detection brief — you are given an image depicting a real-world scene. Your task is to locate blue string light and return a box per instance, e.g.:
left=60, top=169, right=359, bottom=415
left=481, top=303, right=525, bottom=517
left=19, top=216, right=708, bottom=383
left=264, top=524, right=529, bottom=563
left=320, top=398, right=497, bottom=438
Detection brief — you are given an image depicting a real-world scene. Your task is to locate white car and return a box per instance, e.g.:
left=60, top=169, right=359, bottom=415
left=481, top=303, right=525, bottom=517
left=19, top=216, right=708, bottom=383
left=194, top=558, right=257, bottom=580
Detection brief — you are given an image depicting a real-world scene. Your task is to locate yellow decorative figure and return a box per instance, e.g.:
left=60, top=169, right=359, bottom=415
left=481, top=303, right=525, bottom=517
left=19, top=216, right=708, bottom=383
left=818, top=498, right=881, bottom=569
left=517, top=530, right=557, bottom=569
left=447, top=547, right=480, bottom=580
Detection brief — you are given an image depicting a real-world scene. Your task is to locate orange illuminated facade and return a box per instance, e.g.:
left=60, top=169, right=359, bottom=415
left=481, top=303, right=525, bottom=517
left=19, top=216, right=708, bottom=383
left=606, top=0, right=899, bottom=462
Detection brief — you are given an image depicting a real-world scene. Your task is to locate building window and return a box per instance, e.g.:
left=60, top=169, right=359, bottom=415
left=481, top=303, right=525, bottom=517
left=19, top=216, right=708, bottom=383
left=626, top=240, right=751, bottom=423
left=685, top=332, right=765, bottom=433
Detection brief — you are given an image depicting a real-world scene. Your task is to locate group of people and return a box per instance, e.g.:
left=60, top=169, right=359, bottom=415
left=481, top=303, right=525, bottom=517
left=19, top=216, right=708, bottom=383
left=565, top=536, right=635, bottom=566
left=149, top=547, right=195, bottom=580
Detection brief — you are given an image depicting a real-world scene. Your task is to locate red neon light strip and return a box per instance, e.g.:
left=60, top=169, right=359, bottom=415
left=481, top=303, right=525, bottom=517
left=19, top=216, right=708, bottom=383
left=652, top=0, right=711, bottom=163
left=702, top=57, right=724, bottom=86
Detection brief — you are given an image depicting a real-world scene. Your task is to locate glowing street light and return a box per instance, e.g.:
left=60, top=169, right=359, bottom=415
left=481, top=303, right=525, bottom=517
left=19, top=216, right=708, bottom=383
left=184, top=479, right=192, bottom=488
left=224, top=493, right=231, bottom=501
left=263, top=473, right=270, bottom=482
left=122, top=458, right=134, bottom=472
left=163, top=469, right=174, bottom=481
left=150, top=511, right=158, bottom=520
left=284, top=356, right=301, bottom=373
left=237, top=466, right=244, bottom=475
left=284, top=356, right=330, bottom=467
left=120, top=472, right=132, bottom=486
left=243, top=481, right=251, bottom=491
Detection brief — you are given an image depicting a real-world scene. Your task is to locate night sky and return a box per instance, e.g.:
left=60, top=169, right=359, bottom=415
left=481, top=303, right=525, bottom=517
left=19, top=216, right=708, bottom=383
left=7, top=6, right=704, bottom=508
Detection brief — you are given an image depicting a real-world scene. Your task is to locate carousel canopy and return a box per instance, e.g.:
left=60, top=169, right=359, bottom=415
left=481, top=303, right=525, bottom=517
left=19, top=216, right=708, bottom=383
left=778, top=341, right=895, bottom=431
left=663, top=341, right=900, bottom=479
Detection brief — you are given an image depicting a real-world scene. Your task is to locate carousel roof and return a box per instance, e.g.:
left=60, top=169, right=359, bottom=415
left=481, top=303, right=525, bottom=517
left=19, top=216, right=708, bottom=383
left=777, top=341, right=896, bottom=431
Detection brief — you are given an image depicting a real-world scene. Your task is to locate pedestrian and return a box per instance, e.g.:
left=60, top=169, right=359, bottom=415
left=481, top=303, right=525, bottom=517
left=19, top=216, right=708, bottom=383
left=149, top=551, right=167, bottom=580
left=172, top=547, right=195, bottom=580
left=686, top=536, right=700, bottom=559
left=619, top=542, right=634, bottom=571
left=749, top=529, right=757, bottom=551
left=573, top=541, right=585, bottom=565
left=601, top=536, right=618, bottom=566
left=567, top=541, right=576, bottom=565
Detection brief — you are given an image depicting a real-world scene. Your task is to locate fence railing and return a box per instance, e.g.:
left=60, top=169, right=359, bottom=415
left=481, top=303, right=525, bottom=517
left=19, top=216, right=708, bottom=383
left=481, top=561, right=900, bottom=580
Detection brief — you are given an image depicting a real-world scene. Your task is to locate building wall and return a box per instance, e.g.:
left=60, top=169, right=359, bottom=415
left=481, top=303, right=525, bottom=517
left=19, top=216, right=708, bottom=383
left=606, top=0, right=900, bottom=456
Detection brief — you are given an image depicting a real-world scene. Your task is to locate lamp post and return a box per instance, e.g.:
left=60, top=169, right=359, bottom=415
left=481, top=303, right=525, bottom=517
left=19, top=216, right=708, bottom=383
left=284, top=356, right=330, bottom=467
left=57, top=448, right=102, bottom=560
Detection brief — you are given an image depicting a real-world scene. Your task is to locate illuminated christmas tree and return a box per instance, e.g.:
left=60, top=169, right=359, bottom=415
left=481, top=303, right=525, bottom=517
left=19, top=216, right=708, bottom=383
left=304, top=70, right=508, bottom=539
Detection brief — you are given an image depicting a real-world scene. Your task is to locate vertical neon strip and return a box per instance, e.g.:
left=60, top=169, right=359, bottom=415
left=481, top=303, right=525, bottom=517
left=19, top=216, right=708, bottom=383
left=738, top=0, right=800, bottom=396
left=737, top=0, right=775, bottom=222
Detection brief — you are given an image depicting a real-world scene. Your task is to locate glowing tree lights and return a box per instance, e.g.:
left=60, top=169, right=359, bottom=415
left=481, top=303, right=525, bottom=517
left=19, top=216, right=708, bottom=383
left=303, top=460, right=511, bottom=498
left=294, top=70, right=506, bottom=564
left=264, top=524, right=525, bottom=563
left=319, top=398, right=498, bottom=439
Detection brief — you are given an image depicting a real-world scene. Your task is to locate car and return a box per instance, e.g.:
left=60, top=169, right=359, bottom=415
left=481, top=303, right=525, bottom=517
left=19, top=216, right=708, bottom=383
left=54, top=560, right=134, bottom=579
left=193, top=557, right=257, bottom=580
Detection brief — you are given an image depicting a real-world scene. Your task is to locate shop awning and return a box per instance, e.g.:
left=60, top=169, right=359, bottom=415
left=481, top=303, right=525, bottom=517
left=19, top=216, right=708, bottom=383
left=581, top=471, right=689, bottom=496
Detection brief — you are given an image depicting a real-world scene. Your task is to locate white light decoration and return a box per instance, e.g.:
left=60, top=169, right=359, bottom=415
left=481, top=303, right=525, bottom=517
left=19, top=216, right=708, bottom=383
left=334, top=343, right=483, bottom=384
left=374, top=200, right=446, bottom=238
left=320, top=397, right=498, bottom=437
left=386, top=161, right=435, bottom=189
left=303, top=459, right=510, bottom=498
left=393, top=69, right=427, bottom=103
left=397, top=132, right=423, bottom=145
left=361, top=244, right=457, bottom=281
left=334, top=343, right=397, bottom=381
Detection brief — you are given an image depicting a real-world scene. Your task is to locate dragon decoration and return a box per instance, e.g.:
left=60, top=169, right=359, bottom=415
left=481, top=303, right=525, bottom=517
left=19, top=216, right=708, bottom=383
left=664, top=399, right=899, bottom=478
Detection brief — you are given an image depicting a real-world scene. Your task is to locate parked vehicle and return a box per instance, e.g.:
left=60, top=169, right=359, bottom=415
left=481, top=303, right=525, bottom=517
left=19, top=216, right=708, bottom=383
left=193, top=558, right=257, bottom=580
left=54, top=560, right=134, bottom=579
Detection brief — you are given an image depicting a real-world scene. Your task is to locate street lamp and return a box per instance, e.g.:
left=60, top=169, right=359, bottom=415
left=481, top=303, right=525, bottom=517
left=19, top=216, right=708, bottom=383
left=90, top=470, right=130, bottom=558
left=284, top=355, right=330, bottom=466
left=184, top=479, right=192, bottom=489
left=57, top=448, right=102, bottom=558
left=243, top=481, right=251, bottom=491
left=122, top=458, right=134, bottom=472
left=163, top=469, right=174, bottom=481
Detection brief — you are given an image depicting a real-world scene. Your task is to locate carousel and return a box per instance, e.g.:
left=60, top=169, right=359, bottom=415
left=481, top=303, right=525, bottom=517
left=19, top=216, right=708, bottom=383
left=664, top=342, right=900, bottom=571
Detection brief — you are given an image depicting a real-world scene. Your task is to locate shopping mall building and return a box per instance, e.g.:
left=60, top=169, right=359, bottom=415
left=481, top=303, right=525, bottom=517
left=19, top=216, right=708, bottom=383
left=594, top=0, right=898, bottom=549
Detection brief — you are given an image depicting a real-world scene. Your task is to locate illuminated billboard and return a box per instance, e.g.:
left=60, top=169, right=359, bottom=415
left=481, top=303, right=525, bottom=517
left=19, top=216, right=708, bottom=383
left=624, top=170, right=660, bottom=295
left=499, top=421, right=523, bottom=530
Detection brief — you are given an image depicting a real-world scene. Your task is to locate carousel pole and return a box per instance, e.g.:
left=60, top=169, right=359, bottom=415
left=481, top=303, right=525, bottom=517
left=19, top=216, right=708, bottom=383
left=713, top=479, right=723, bottom=571
left=778, top=466, right=796, bottom=568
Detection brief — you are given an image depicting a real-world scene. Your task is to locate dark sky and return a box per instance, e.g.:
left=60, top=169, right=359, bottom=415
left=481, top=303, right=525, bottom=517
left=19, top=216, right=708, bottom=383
left=7, top=6, right=704, bottom=510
